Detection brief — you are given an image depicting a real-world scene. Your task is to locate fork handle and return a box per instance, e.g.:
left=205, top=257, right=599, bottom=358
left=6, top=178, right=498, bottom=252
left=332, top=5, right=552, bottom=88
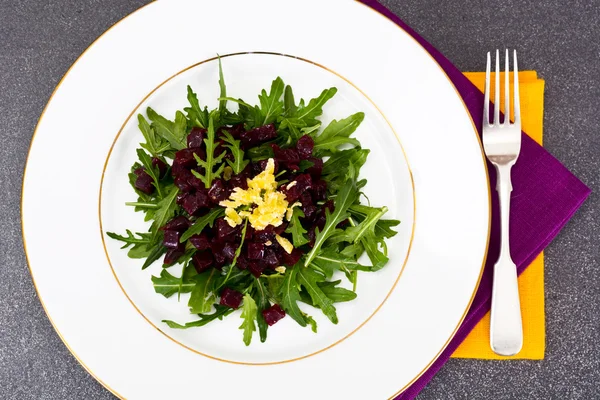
left=490, top=163, right=523, bottom=356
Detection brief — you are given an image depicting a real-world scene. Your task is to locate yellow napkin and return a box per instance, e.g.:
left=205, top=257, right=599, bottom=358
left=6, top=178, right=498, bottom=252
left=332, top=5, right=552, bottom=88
left=452, top=71, right=546, bottom=360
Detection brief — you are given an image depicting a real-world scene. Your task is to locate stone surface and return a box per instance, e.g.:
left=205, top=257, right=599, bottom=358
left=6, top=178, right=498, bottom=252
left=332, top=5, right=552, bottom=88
left=1, top=0, right=598, bottom=398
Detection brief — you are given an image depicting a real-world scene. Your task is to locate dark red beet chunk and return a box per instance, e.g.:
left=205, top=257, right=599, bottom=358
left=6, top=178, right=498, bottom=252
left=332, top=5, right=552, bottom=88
left=211, top=242, right=226, bottom=266
left=187, top=127, right=206, bottom=148
left=162, top=230, right=182, bottom=249
left=222, top=242, right=237, bottom=262
left=174, top=148, right=203, bottom=168
left=282, top=248, right=303, bottom=266
left=281, top=173, right=312, bottom=202
left=312, top=179, right=327, bottom=202
left=271, top=144, right=300, bottom=171
left=236, top=254, right=249, bottom=270
left=248, top=261, right=265, bottom=278
left=307, top=227, right=316, bottom=247
left=220, top=288, right=244, bottom=309
left=208, top=179, right=228, bottom=204
left=189, top=233, right=210, bottom=250
left=247, top=242, right=265, bottom=260
left=195, top=189, right=211, bottom=208
left=240, top=123, right=277, bottom=146
left=192, top=251, right=213, bottom=273
left=164, top=247, right=185, bottom=266
left=152, top=157, right=168, bottom=178
left=219, top=124, right=245, bottom=139
left=306, top=157, right=323, bottom=178
left=162, top=216, right=190, bottom=232
left=134, top=171, right=154, bottom=194
left=133, top=167, right=146, bottom=177
left=216, top=218, right=237, bottom=242
left=181, top=193, right=200, bottom=215
left=253, top=226, right=274, bottom=243
left=174, top=175, right=192, bottom=192
left=296, top=135, right=314, bottom=159
left=262, top=304, right=286, bottom=326
left=263, top=249, right=280, bottom=267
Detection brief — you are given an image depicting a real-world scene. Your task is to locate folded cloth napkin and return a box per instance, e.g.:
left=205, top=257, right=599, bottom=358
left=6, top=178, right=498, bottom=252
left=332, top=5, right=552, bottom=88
left=357, top=1, right=591, bottom=398
left=453, top=71, right=545, bottom=360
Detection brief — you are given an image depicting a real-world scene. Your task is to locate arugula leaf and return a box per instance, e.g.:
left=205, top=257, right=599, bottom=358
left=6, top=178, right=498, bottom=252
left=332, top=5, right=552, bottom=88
left=151, top=268, right=196, bottom=298
left=321, top=148, right=370, bottom=193
left=136, top=149, right=163, bottom=198
left=138, top=114, right=170, bottom=156
left=332, top=206, right=388, bottom=244
left=292, top=87, right=337, bottom=126
left=188, top=269, right=217, bottom=314
left=217, top=219, right=248, bottom=289
left=247, top=143, right=274, bottom=161
left=297, top=267, right=338, bottom=324
left=253, top=278, right=270, bottom=343
left=106, top=230, right=150, bottom=252
left=214, top=268, right=251, bottom=292
left=180, top=208, right=224, bottom=242
left=184, top=86, right=210, bottom=129
left=313, top=112, right=363, bottom=155
left=318, top=280, right=357, bottom=303
left=221, top=130, right=249, bottom=174
left=350, top=206, right=400, bottom=240
left=141, top=242, right=166, bottom=270
left=257, top=77, right=285, bottom=126
left=148, top=185, right=179, bottom=242
left=163, top=305, right=233, bottom=329
left=304, top=180, right=359, bottom=267
left=266, top=274, right=284, bottom=304
left=283, top=85, right=297, bottom=116
left=279, top=267, right=306, bottom=327
left=191, top=115, right=226, bottom=188
left=218, top=56, right=227, bottom=113
left=285, top=208, right=309, bottom=247
left=361, top=232, right=389, bottom=270
left=313, top=248, right=372, bottom=272
left=146, top=107, right=187, bottom=150
left=304, top=313, right=318, bottom=333
left=239, top=294, right=257, bottom=346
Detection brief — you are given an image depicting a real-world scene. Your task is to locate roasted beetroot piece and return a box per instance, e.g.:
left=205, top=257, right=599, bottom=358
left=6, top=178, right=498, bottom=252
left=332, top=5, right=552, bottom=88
left=248, top=261, right=265, bottom=278
left=271, top=144, right=300, bottom=171
left=195, top=189, right=211, bottom=209
left=323, top=199, right=335, bottom=214
left=273, top=222, right=288, bottom=235
left=189, top=233, right=210, bottom=250
left=219, top=123, right=245, bottom=139
left=187, top=172, right=205, bottom=190
left=164, top=246, right=185, bottom=266
left=192, top=251, right=214, bottom=273
left=311, top=179, right=328, bottom=202
left=162, top=230, right=182, bottom=249
left=181, top=192, right=200, bottom=215
left=263, top=248, right=280, bottom=267
left=216, top=218, right=237, bottom=242
left=222, top=242, right=237, bottom=262
left=174, top=173, right=193, bottom=192
left=162, top=216, right=190, bottom=232
left=187, top=127, right=206, bottom=148
left=247, top=242, right=265, bottom=260
left=262, top=304, right=286, bottom=326
left=228, top=173, right=249, bottom=191
left=253, top=225, right=274, bottom=243
left=133, top=167, right=146, bottom=176
left=240, top=123, right=277, bottom=147
left=296, top=135, right=314, bottom=159
left=306, top=157, right=323, bottom=178
left=208, top=179, right=228, bottom=204
left=281, top=173, right=312, bottom=202
left=307, top=227, right=316, bottom=247
left=282, top=248, right=303, bottom=266
left=134, top=171, right=154, bottom=194
left=220, top=287, right=244, bottom=309
left=236, top=254, right=249, bottom=270
left=211, top=242, right=226, bottom=266
left=151, top=157, right=168, bottom=178
left=174, top=148, right=202, bottom=168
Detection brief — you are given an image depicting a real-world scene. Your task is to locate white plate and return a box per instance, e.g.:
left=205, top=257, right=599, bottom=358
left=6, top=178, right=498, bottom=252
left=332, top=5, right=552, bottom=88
left=22, top=0, right=490, bottom=398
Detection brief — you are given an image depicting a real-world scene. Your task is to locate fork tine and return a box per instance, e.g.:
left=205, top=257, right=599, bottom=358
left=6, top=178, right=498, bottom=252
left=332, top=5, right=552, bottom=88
left=513, top=50, right=520, bottom=124
left=504, top=49, right=510, bottom=124
left=484, top=52, right=491, bottom=125
left=494, top=49, right=500, bottom=125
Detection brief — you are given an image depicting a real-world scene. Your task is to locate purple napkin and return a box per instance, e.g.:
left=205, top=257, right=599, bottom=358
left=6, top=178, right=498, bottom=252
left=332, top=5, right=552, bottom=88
left=358, top=1, right=592, bottom=398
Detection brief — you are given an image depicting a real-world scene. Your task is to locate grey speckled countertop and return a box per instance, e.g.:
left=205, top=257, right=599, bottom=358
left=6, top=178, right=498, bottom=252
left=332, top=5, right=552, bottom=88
left=1, top=0, right=598, bottom=399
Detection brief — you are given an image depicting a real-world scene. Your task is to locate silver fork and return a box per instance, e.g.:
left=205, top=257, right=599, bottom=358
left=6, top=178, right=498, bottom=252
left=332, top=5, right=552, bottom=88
left=483, top=49, right=523, bottom=356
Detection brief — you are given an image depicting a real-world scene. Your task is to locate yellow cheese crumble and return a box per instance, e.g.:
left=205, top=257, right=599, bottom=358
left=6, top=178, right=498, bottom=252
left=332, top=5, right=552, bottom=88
left=219, top=159, right=298, bottom=237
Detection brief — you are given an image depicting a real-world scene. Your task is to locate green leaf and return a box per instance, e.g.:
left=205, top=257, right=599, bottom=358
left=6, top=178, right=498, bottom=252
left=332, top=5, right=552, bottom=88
left=188, top=269, right=217, bottom=314
left=239, top=294, right=257, bottom=346
left=283, top=85, right=297, bottom=116
left=253, top=278, right=270, bottom=343
left=151, top=268, right=196, bottom=298
left=180, top=208, right=224, bottom=242
left=136, top=148, right=163, bottom=198
left=361, top=232, right=389, bottom=271
left=247, top=143, right=274, bottom=161
left=106, top=230, right=150, bottom=249
left=318, top=280, right=357, bottom=303
left=314, top=112, right=363, bottom=155
left=266, top=274, right=284, bottom=304
left=285, top=208, right=309, bottom=247
left=297, top=267, right=338, bottom=324
left=163, top=305, right=233, bottom=329
left=304, top=180, right=359, bottom=267
left=149, top=185, right=179, bottom=242
left=184, top=86, right=210, bottom=129
left=146, top=107, right=187, bottom=150
left=257, top=77, right=285, bottom=126
left=313, top=249, right=372, bottom=272
left=332, top=206, right=389, bottom=244
left=138, top=114, right=170, bottom=156
left=279, top=267, right=306, bottom=327
left=218, top=56, right=227, bottom=113
left=221, top=130, right=249, bottom=174
left=304, top=313, right=318, bottom=333
left=293, top=87, right=337, bottom=126
left=321, top=148, right=370, bottom=193
left=141, top=242, right=166, bottom=270
left=191, top=115, right=226, bottom=188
